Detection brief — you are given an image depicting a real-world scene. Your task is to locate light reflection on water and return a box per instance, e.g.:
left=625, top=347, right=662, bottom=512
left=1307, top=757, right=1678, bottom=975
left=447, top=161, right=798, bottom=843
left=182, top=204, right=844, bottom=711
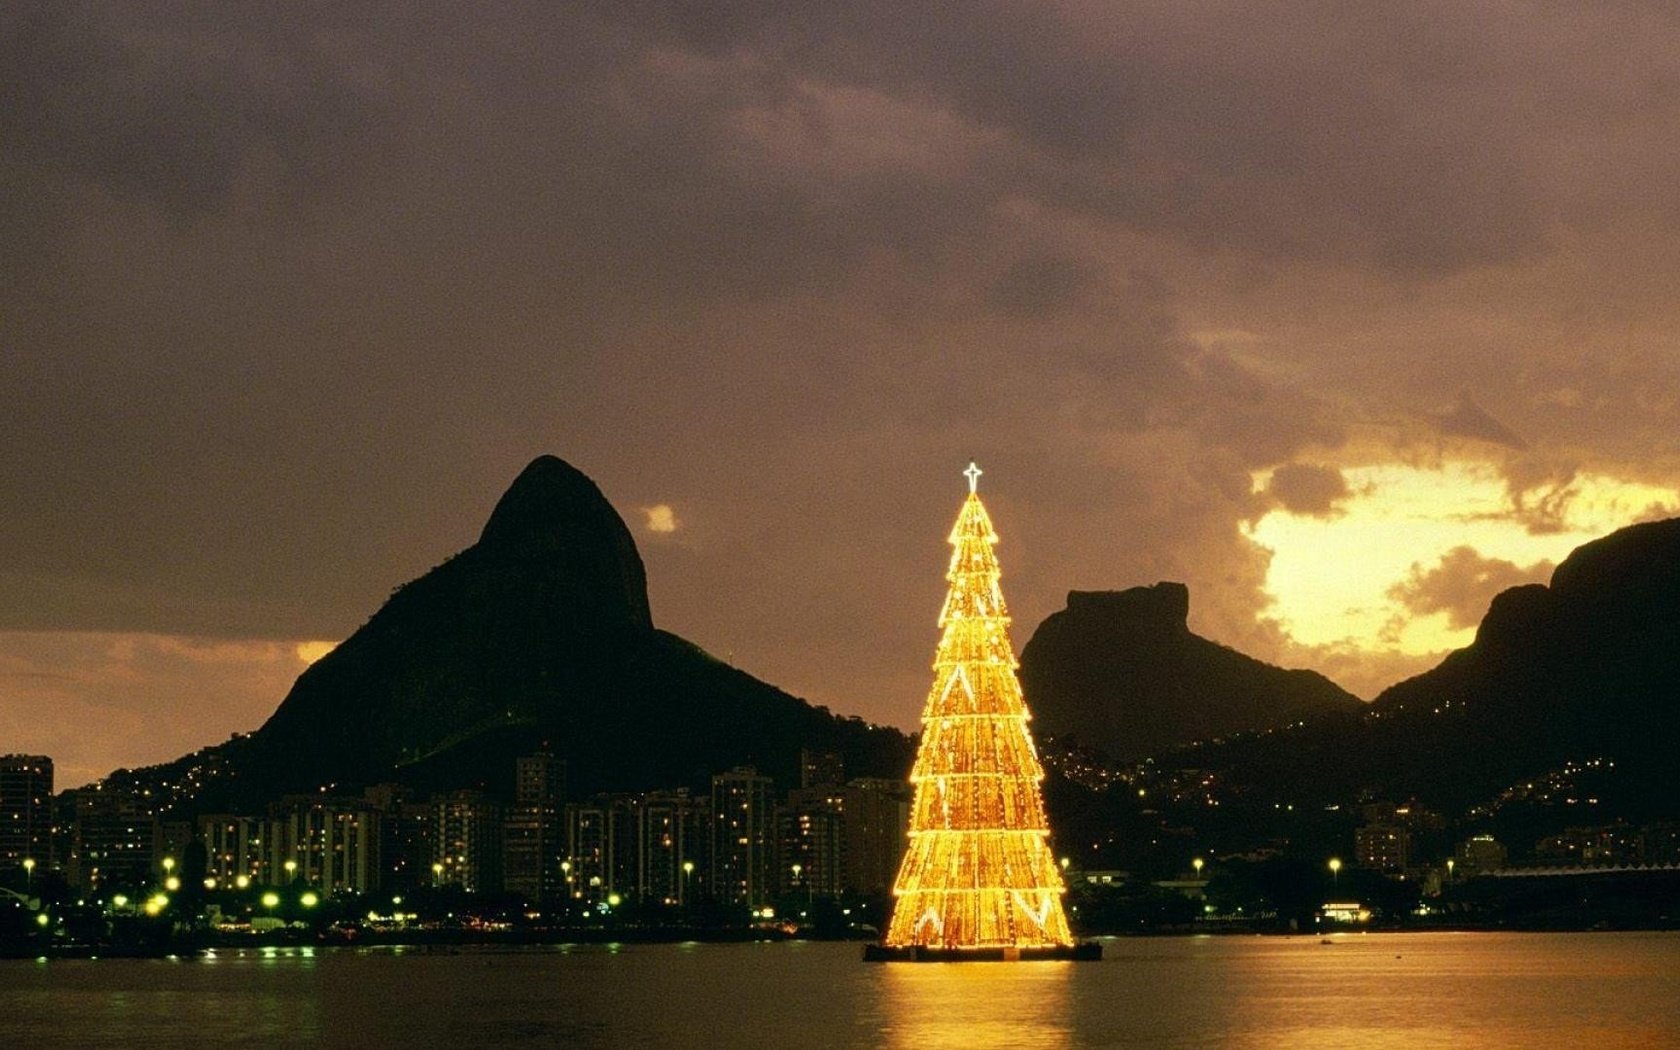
left=877, top=960, right=1072, bottom=1050
left=3, top=933, right=1678, bottom=1048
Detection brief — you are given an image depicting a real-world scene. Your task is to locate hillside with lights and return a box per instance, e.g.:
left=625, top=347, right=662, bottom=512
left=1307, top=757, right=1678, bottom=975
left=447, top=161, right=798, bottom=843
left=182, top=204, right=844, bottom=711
left=1042, top=514, right=1680, bottom=882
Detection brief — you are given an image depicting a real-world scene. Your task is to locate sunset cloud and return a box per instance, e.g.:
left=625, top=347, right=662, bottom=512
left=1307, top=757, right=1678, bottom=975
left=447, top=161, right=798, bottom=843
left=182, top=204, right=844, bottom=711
left=643, top=505, right=679, bottom=534
left=1387, top=547, right=1554, bottom=632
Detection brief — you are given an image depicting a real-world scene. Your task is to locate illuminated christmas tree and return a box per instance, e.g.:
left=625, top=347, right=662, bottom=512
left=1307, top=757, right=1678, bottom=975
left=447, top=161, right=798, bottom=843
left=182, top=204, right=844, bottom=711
left=880, top=463, right=1078, bottom=955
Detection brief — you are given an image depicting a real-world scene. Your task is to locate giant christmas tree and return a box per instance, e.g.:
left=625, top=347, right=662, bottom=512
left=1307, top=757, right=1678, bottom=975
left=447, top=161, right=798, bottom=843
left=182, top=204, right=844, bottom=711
left=879, top=463, right=1078, bottom=956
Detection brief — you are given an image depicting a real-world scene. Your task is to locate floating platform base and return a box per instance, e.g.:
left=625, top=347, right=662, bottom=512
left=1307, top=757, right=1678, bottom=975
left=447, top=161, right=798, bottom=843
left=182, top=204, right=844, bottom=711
left=863, top=941, right=1103, bottom=963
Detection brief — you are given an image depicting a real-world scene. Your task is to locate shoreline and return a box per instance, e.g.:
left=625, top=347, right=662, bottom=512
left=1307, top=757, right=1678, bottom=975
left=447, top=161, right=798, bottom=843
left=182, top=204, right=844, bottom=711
left=8, top=920, right=1678, bottom=961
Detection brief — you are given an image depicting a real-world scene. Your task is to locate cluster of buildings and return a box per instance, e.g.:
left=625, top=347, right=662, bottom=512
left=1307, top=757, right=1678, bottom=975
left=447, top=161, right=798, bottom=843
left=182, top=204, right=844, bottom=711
left=1349, top=799, right=1680, bottom=881
left=1, top=751, right=909, bottom=911
left=1534, top=822, right=1680, bottom=867
left=1350, top=800, right=1445, bottom=874
left=1350, top=800, right=1513, bottom=881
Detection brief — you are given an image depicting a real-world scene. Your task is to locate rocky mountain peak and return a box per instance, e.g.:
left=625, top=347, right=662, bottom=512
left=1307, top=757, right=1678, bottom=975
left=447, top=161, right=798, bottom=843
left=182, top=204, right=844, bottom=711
left=477, top=454, right=652, bottom=631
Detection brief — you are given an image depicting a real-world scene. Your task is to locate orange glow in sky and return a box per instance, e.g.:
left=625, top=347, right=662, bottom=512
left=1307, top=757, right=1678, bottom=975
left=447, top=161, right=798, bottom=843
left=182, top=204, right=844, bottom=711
left=295, top=640, right=337, bottom=665
left=1247, top=460, right=1677, bottom=657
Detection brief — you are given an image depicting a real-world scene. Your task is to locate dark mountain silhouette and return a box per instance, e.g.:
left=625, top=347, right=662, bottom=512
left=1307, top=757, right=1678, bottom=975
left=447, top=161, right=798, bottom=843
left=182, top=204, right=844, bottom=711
left=1165, top=517, right=1680, bottom=818
left=144, top=456, right=912, bottom=810
left=1019, top=583, right=1359, bottom=761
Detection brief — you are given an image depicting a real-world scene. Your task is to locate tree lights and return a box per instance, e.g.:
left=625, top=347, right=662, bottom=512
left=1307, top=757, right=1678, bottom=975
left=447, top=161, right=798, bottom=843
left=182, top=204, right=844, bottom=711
left=876, top=464, right=1088, bottom=959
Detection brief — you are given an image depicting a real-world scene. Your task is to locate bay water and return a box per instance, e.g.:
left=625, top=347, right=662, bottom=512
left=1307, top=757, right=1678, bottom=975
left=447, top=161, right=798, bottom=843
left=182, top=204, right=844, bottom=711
left=4, top=932, right=1677, bottom=1048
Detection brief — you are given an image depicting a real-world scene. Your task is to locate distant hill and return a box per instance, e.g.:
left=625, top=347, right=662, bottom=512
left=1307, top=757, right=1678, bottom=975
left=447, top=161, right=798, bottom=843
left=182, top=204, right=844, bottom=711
left=1019, top=583, right=1359, bottom=761
left=129, top=456, right=912, bottom=811
left=1164, top=517, right=1680, bottom=818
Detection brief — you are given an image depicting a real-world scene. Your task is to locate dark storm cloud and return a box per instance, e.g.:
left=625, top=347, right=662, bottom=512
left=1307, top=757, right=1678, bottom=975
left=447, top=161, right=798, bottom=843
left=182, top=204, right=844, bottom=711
left=0, top=6, right=394, bottom=216
left=1435, top=393, right=1529, bottom=451
left=611, top=0, right=1576, bottom=273
left=1387, top=546, right=1554, bottom=631
left=987, top=252, right=1100, bottom=318
left=1266, top=463, right=1352, bottom=518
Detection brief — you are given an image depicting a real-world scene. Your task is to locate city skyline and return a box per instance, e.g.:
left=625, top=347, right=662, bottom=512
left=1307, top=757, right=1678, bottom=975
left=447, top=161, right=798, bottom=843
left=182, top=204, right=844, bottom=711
left=8, top=5, right=1680, bottom=787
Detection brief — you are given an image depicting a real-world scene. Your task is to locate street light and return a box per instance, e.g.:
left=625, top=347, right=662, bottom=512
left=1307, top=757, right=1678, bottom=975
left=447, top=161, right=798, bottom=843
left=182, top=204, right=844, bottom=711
left=22, top=857, right=35, bottom=887
left=284, top=859, right=298, bottom=881
left=261, top=891, right=280, bottom=910
left=1329, top=857, right=1342, bottom=886
left=682, top=860, right=694, bottom=905
left=432, top=862, right=444, bottom=887
left=1192, top=857, right=1205, bottom=879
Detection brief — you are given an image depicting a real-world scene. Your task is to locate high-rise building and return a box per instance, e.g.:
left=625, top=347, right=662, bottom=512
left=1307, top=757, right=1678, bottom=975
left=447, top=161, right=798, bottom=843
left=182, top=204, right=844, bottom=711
left=1355, top=824, right=1412, bottom=872
left=67, top=783, right=155, bottom=892
left=155, top=820, right=195, bottom=877
left=564, top=798, right=615, bottom=902
left=800, top=750, right=845, bottom=791
left=268, top=796, right=383, bottom=895
left=781, top=786, right=845, bottom=897
left=1455, top=834, right=1508, bottom=874
left=504, top=751, right=567, bottom=903
left=198, top=814, right=267, bottom=885
left=636, top=789, right=706, bottom=906
left=564, top=790, right=708, bottom=906
left=839, top=777, right=910, bottom=897
left=365, top=784, right=434, bottom=893
left=712, top=767, right=776, bottom=907
left=434, top=790, right=503, bottom=893
left=0, top=754, right=53, bottom=870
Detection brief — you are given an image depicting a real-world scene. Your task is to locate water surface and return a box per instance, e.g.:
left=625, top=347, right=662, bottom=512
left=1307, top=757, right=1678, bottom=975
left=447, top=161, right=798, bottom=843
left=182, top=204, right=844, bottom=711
left=4, top=932, right=1677, bottom=1048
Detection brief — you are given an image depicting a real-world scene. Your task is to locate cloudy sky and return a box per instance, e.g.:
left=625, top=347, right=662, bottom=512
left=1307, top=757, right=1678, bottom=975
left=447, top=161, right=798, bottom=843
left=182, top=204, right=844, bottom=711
left=6, top=3, right=1680, bottom=786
